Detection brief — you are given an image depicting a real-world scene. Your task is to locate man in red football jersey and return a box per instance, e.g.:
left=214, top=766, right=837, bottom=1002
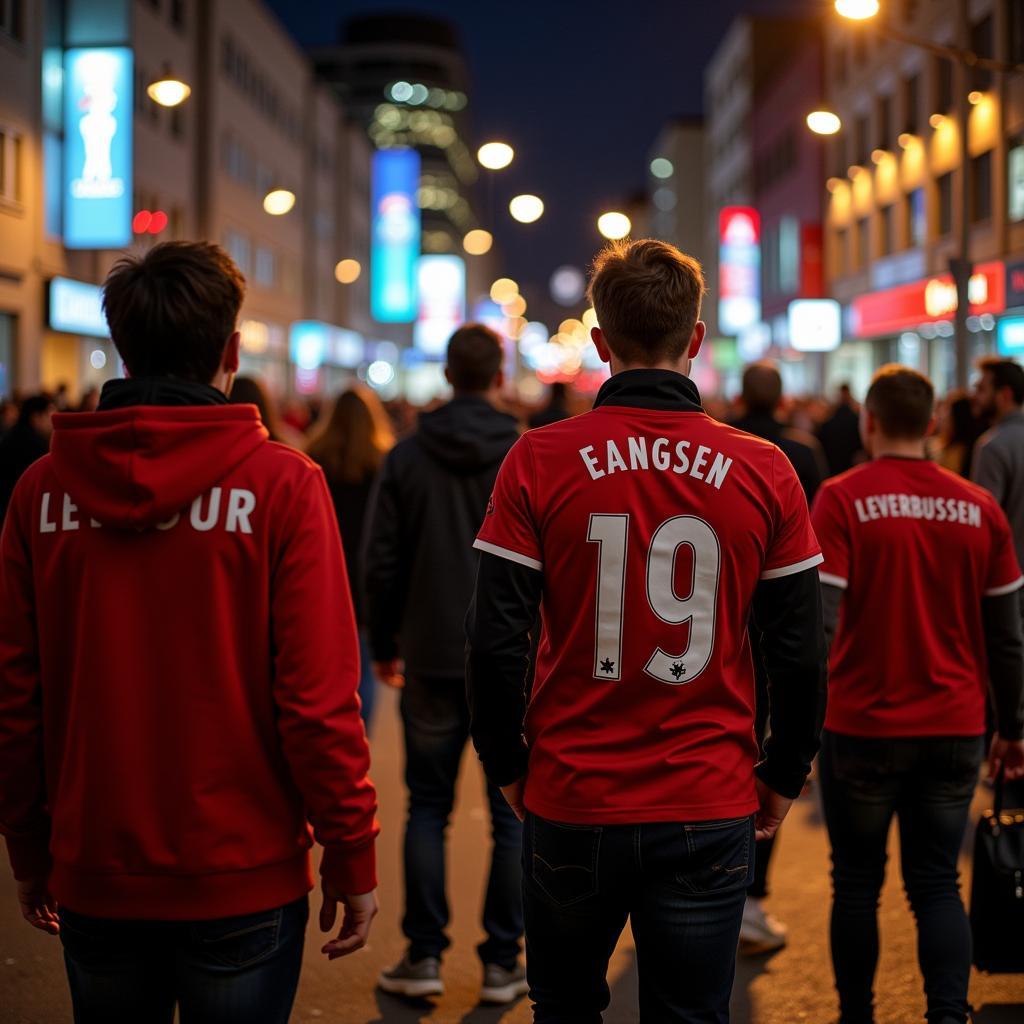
left=812, top=365, right=1024, bottom=1024
left=466, top=239, right=828, bottom=1022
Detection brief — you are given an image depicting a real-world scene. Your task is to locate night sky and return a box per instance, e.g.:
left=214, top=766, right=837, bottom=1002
left=265, top=0, right=815, bottom=315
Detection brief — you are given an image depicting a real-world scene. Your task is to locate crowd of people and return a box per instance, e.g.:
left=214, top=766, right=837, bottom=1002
left=0, top=238, right=1022, bottom=1024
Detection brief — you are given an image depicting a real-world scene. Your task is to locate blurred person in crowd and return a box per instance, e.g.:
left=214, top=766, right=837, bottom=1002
left=53, top=382, right=70, bottom=412
left=282, top=398, right=312, bottom=436
left=0, top=393, right=55, bottom=524
left=931, top=391, right=981, bottom=477
left=468, top=240, right=827, bottom=1020
left=813, top=365, right=1024, bottom=1024
left=0, top=242, right=378, bottom=1022
left=734, top=361, right=827, bottom=504
left=818, top=382, right=865, bottom=476
left=229, top=375, right=304, bottom=447
left=528, top=381, right=572, bottom=429
left=0, top=397, right=18, bottom=439
left=365, top=324, right=526, bottom=1004
left=307, top=385, right=395, bottom=732
left=76, top=387, right=100, bottom=414
left=729, top=361, right=826, bottom=956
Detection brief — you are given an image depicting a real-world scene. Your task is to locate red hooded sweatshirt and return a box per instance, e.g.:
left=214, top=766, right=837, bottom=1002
left=0, top=399, right=378, bottom=919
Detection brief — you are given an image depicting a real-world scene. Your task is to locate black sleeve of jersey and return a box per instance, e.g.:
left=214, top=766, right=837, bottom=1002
left=750, top=567, right=828, bottom=799
left=821, top=583, right=843, bottom=651
left=982, top=590, right=1024, bottom=742
left=465, top=552, right=542, bottom=787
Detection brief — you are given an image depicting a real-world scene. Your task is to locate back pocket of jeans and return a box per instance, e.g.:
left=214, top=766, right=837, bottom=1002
left=190, top=907, right=282, bottom=968
left=676, top=817, right=752, bottom=895
left=530, top=816, right=601, bottom=908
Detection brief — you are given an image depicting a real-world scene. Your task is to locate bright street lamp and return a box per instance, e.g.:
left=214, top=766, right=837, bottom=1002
left=834, top=0, right=879, bottom=19
left=807, top=110, right=842, bottom=135
left=463, top=229, right=493, bottom=255
left=477, top=142, right=514, bottom=170
left=490, top=278, right=519, bottom=304
left=334, top=259, right=361, bottom=284
left=597, top=211, right=631, bottom=240
left=147, top=70, right=191, bottom=107
left=263, top=189, right=296, bottom=216
left=509, top=194, right=544, bottom=224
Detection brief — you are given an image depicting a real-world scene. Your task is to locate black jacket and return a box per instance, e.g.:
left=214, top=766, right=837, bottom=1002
left=364, top=395, right=520, bottom=677
left=731, top=411, right=827, bottom=505
left=818, top=403, right=864, bottom=476
left=0, top=424, right=50, bottom=525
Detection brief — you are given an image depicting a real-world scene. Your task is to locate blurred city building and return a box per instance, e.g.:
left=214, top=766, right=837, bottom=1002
left=823, top=0, right=1021, bottom=396
left=647, top=117, right=706, bottom=264
left=0, top=0, right=375, bottom=402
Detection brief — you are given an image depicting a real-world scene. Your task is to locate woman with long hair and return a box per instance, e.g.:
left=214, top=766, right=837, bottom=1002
left=228, top=376, right=304, bottom=447
left=932, top=390, right=982, bottom=477
left=307, top=385, right=395, bottom=731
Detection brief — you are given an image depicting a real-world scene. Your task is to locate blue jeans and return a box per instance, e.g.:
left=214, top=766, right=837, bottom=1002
left=523, top=812, right=754, bottom=1023
left=58, top=896, right=308, bottom=1024
left=400, top=674, right=524, bottom=967
left=357, top=629, right=377, bottom=732
left=819, top=730, right=983, bottom=1024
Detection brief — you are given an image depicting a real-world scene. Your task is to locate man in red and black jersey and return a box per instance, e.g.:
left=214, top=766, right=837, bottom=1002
left=812, top=365, right=1024, bottom=1024
left=466, top=239, right=828, bottom=1022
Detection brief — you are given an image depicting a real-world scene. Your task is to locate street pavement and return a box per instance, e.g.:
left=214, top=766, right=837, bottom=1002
left=2, top=685, right=1023, bottom=1023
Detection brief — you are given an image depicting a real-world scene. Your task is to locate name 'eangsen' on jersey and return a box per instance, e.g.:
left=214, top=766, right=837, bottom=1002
left=473, top=371, right=822, bottom=824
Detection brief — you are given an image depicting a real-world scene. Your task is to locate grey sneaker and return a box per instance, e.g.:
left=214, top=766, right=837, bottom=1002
left=739, top=899, right=787, bottom=955
left=377, top=954, right=444, bottom=998
left=480, top=961, right=529, bottom=1004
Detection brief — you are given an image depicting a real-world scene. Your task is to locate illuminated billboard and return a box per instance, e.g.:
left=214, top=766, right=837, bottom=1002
left=414, top=255, right=466, bottom=356
left=49, top=277, right=109, bottom=337
left=64, top=47, right=133, bottom=249
left=371, top=149, right=421, bottom=322
left=718, top=207, right=761, bottom=336
left=788, top=299, right=842, bottom=352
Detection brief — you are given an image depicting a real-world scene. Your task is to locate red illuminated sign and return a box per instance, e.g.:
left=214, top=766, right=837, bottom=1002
left=719, top=207, right=761, bottom=335
left=133, top=209, right=169, bottom=235
left=851, top=261, right=1005, bottom=338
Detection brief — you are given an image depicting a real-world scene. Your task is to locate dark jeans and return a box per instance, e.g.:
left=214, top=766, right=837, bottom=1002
left=58, top=896, right=309, bottom=1024
left=523, top=811, right=754, bottom=1023
left=400, top=674, right=523, bottom=967
left=819, top=730, right=984, bottom=1024
left=750, top=648, right=776, bottom=900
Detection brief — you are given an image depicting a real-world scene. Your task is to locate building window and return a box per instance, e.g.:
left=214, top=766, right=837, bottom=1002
left=0, top=312, right=13, bottom=399
left=857, top=216, right=870, bottom=269
left=0, top=126, right=23, bottom=204
left=170, top=0, right=185, bottom=29
left=970, top=15, right=993, bottom=93
left=971, top=151, right=993, bottom=222
left=877, top=94, right=892, bottom=150
left=223, top=229, right=250, bottom=274
left=903, top=73, right=920, bottom=135
left=1009, top=136, right=1024, bottom=221
left=937, top=172, right=954, bottom=235
left=779, top=216, right=800, bottom=293
left=0, top=0, right=23, bottom=40
left=880, top=204, right=896, bottom=254
left=254, top=246, right=276, bottom=287
left=834, top=227, right=848, bottom=277
left=935, top=57, right=953, bottom=114
left=832, top=136, right=846, bottom=179
left=1011, top=0, right=1024, bottom=64
left=170, top=106, right=184, bottom=140
left=855, top=115, right=870, bottom=166
left=908, top=188, right=926, bottom=245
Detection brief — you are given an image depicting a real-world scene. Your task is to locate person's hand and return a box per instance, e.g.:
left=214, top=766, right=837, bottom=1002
left=754, top=778, right=794, bottom=842
left=500, top=778, right=526, bottom=822
left=988, top=734, right=1024, bottom=782
left=319, top=882, right=377, bottom=960
left=373, top=660, right=404, bottom=689
left=17, top=877, right=59, bottom=935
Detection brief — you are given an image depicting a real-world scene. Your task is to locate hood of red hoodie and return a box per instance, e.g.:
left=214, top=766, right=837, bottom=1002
left=49, top=405, right=269, bottom=530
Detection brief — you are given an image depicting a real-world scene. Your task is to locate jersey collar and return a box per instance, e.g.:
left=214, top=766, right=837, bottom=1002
left=593, top=369, right=704, bottom=413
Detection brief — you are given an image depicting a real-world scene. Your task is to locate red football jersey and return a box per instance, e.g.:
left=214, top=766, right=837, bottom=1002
left=812, top=456, right=1023, bottom=738
left=475, top=395, right=822, bottom=824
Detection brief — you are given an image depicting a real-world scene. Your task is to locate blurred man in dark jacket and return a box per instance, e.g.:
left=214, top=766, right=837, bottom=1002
left=0, top=394, right=55, bottom=524
left=365, top=324, right=527, bottom=1004
left=818, top=383, right=865, bottom=476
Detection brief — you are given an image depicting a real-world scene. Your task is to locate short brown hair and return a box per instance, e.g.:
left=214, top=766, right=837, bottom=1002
left=587, top=239, right=705, bottom=365
left=977, top=356, right=1024, bottom=405
left=742, top=361, right=783, bottom=414
left=865, top=364, right=934, bottom=439
left=102, top=241, right=246, bottom=383
left=446, top=323, right=503, bottom=391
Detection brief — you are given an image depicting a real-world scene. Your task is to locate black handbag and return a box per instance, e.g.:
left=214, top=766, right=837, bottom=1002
left=970, top=770, right=1024, bottom=973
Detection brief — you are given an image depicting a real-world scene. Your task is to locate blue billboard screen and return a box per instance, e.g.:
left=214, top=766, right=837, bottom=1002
left=371, top=149, right=421, bottom=322
left=64, top=47, right=133, bottom=249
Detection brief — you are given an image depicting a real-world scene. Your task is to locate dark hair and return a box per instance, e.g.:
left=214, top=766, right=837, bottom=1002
left=588, top=238, right=705, bottom=365
left=978, top=356, right=1024, bottom=405
left=17, top=393, right=55, bottom=427
left=306, top=385, right=395, bottom=484
left=228, top=376, right=287, bottom=443
left=447, top=323, right=503, bottom=392
left=865, top=364, right=934, bottom=439
left=741, top=361, right=783, bottom=415
left=102, top=241, right=246, bottom=383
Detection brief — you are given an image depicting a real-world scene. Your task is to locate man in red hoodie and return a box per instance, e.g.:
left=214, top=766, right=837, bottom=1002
left=0, top=242, right=379, bottom=1023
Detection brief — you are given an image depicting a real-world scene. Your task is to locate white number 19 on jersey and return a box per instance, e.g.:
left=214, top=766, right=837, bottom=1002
left=587, top=513, right=721, bottom=685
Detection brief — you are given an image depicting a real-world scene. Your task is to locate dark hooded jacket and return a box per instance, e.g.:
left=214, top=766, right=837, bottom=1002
left=364, top=394, right=520, bottom=677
